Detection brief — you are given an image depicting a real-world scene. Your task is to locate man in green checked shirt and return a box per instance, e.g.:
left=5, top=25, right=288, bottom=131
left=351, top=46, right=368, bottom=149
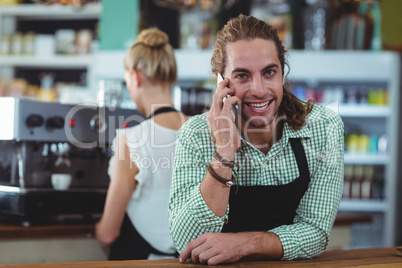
left=169, top=14, right=344, bottom=265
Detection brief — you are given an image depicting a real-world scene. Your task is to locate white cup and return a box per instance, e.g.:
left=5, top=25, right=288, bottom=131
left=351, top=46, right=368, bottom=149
left=51, top=173, right=72, bottom=190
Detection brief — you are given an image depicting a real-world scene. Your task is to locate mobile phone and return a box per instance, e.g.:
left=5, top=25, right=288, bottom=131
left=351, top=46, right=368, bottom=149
left=218, top=73, right=239, bottom=126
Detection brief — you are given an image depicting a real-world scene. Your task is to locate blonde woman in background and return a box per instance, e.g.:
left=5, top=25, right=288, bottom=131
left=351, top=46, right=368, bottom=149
left=95, top=28, right=187, bottom=260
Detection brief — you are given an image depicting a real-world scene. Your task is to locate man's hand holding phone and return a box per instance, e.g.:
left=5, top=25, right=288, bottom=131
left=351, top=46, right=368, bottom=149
left=206, top=73, right=241, bottom=158
left=219, top=74, right=239, bottom=123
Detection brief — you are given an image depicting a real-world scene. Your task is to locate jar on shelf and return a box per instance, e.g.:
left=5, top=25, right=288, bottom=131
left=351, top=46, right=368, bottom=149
left=55, top=29, right=76, bottom=55
left=76, top=29, right=92, bottom=54
left=11, top=32, right=23, bottom=55
left=23, top=32, right=36, bottom=55
left=0, top=35, right=11, bottom=55
left=10, top=79, right=27, bottom=97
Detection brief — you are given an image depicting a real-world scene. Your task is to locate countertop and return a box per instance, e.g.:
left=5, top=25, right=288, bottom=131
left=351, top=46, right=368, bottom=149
left=0, top=223, right=94, bottom=239
left=0, top=212, right=370, bottom=239
left=0, top=247, right=401, bottom=267
left=0, top=215, right=96, bottom=239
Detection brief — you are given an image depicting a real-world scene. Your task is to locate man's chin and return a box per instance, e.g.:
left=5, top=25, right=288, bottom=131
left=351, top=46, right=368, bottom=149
left=242, top=114, right=275, bottom=128
left=248, top=121, right=273, bottom=128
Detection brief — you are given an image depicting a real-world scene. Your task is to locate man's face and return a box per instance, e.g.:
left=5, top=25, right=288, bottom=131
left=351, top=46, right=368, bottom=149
left=224, top=38, right=284, bottom=128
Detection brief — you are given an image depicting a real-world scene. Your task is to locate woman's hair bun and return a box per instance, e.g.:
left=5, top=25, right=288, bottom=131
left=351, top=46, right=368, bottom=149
left=137, top=28, right=169, bottom=49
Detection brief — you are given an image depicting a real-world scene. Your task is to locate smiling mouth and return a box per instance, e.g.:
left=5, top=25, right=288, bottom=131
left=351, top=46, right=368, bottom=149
left=246, top=100, right=272, bottom=110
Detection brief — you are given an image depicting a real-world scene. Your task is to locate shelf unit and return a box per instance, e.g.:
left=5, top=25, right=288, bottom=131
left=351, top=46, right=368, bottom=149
left=93, top=49, right=215, bottom=82
left=0, top=3, right=100, bottom=19
left=287, top=51, right=400, bottom=248
left=0, top=3, right=101, bottom=90
left=339, top=199, right=388, bottom=212
left=344, top=154, right=388, bottom=165
left=0, top=55, right=93, bottom=68
left=337, top=105, right=390, bottom=118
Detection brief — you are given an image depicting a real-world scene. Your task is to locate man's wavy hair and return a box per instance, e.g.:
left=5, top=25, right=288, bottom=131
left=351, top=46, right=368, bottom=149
left=211, top=14, right=314, bottom=130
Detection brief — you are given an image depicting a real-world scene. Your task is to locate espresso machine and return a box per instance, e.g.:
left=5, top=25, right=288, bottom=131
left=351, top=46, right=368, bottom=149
left=0, top=97, right=144, bottom=224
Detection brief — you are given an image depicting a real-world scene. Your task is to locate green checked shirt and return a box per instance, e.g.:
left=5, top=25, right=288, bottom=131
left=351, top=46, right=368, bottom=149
left=169, top=104, right=344, bottom=260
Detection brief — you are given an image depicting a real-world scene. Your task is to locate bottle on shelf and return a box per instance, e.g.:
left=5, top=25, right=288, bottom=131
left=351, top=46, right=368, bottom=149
left=0, top=78, right=8, bottom=96
left=303, top=0, right=329, bottom=50
left=377, top=134, right=389, bottom=155
left=38, top=73, right=56, bottom=102
left=370, top=0, right=382, bottom=51
left=361, top=165, right=374, bottom=199
left=350, top=164, right=363, bottom=199
left=343, top=164, right=353, bottom=198
left=369, top=135, right=379, bottom=154
left=372, top=166, right=385, bottom=200
left=357, top=134, right=369, bottom=154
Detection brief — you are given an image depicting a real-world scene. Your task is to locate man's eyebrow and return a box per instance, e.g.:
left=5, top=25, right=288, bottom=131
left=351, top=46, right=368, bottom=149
left=231, top=68, right=250, bottom=74
left=262, top=63, right=279, bottom=71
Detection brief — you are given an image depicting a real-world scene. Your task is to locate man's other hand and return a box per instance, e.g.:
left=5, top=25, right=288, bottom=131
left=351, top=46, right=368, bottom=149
left=179, top=232, right=248, bottom=265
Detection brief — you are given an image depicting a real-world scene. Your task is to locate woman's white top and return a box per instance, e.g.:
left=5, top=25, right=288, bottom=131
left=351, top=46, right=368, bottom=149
left=108, top=119, right=178, bottom=255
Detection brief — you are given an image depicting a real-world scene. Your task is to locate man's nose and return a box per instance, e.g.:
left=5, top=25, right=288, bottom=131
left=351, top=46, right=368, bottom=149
left=249, top=76, right=266, bottom=97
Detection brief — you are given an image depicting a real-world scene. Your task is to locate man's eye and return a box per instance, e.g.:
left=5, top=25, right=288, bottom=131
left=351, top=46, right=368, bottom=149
left=265, top=70, right=275, bottom=76
left=236, top=74, right=247, bottom=79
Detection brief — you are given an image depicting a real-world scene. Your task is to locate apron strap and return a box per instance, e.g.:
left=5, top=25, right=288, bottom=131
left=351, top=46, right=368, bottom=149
left=289, top=138, right=310, bottom=179
left=147, top=106, right=178, bottom=119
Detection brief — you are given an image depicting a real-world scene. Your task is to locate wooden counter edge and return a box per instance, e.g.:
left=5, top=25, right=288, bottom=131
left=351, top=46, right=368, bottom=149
left=0, top=247, right=401, bottom=268
left=0, top=224, right=95, bottom=239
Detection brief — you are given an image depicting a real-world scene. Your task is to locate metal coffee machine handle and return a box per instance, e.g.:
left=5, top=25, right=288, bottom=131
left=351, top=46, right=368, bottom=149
left=16, top=145, right=25, bottom=189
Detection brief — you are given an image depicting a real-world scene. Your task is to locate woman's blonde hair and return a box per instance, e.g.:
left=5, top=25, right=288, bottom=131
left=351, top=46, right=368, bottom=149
left=124, top=28, right=177, bottom=85
left=211, top=15, right=313, bottom=131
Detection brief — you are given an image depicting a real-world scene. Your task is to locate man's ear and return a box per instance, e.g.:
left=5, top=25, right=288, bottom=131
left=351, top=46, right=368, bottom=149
left=131, top=69, right=141, bottom=88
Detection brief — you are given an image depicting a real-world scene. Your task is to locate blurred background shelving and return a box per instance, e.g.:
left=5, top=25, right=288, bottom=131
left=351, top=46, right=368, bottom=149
left=285, top=51, right=400, bottom=249
left=0, top=2, right=100, bottom=102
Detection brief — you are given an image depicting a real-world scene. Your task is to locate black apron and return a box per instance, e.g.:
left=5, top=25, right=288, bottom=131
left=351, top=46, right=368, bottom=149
left=109, top=106, right=179, bottom=260
left=221, top=138, right=310, bottom=233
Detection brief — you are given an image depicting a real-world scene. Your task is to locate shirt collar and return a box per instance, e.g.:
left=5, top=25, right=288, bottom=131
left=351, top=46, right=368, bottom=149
left=239, top=121, right=311, bottom=157
left=239, top=121, right=311, bottom=144
left=281, top=122, right=311, bottom=142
